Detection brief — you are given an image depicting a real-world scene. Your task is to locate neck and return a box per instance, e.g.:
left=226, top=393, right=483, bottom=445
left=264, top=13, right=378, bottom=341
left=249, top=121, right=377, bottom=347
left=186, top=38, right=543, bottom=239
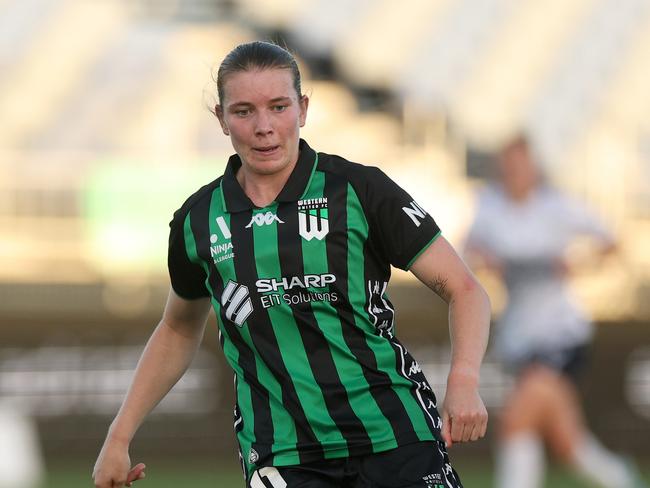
left=506, top=184, right=535, bottom=202
left=236, top=161, right=296, bottom=208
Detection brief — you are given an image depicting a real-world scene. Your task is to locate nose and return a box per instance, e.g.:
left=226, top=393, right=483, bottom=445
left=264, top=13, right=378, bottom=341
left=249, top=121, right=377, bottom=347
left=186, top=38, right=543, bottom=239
left=254, top=110, right=273, bottom=137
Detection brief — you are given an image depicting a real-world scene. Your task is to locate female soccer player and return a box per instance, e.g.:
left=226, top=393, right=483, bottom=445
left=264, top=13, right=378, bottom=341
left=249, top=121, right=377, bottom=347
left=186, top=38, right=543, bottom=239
left=93, top=41, right=491, bottom=488
left=466, top=136, right=645, bottom=488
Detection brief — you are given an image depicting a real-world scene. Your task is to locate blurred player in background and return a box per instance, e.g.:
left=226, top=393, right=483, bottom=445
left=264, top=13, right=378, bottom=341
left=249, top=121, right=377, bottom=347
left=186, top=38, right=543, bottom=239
left=92, top=41, right=491, bottom=488
left=465, top=135, right=646, bottom=488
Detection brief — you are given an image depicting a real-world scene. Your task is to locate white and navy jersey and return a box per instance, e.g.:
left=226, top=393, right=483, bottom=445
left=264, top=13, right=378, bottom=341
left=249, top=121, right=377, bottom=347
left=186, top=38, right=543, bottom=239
left=168, top=139, right=443, bottom=478
left=466, top=185, right=614, bottom=363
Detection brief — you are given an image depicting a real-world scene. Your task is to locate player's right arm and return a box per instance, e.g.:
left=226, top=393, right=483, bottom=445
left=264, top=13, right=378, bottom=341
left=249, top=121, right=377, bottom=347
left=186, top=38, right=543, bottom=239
left=92, top=288, right=211, bottom=488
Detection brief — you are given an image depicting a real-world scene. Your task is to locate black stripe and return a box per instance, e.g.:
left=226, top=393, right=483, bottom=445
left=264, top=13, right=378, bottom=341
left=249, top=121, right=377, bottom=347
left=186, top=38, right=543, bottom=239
left=326, top=172, right=421, bottom=447
left=190, top=201, right=274, bottom=464
left=277, top=191, right=371, bottom=455
left=230, top=210, right=321, bottom=463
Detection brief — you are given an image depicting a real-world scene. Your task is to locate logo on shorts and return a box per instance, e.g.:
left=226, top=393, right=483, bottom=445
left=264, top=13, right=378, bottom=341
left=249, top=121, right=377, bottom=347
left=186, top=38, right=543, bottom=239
left=221, top=280, right=253, bottom=327
left=248, top=448, right=259, bottom=464
left=245, top=211, right=284, bottom=228
left=298, top=198, right=328, bottom=241
left=422, top=473, right=443, bottom=488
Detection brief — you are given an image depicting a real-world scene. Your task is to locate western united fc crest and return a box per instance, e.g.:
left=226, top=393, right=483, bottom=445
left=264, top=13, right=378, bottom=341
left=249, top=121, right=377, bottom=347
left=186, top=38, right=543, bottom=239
left=297, top=197, right=328, bottom=241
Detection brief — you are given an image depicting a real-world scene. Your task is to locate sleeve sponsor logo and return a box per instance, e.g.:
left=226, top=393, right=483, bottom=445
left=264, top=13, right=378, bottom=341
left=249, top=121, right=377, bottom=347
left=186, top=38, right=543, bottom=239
left=402, top=200, right=427, bottom=227
left=297, top=198, right=328, bottom=241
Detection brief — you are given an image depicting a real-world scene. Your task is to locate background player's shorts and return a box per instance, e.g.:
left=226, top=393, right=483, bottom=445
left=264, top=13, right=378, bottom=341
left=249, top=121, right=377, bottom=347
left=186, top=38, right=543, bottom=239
left=509, top=343, right=588, bottom=384
left=247, top=440, right=462, bottom=488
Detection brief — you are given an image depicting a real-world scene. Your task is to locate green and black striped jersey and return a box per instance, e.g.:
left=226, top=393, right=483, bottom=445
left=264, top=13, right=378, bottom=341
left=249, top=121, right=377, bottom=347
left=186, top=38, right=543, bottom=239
left=168, top=139, right=443, bottom=477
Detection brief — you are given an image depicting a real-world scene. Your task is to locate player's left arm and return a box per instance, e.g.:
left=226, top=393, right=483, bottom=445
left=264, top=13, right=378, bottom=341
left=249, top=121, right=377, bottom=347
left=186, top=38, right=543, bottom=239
left=410, top=236, right=491, bottom=447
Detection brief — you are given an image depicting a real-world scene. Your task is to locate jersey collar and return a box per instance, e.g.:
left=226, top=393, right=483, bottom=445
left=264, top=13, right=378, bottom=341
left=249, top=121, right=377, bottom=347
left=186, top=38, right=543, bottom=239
left=221, top=139, right=318, bottom=212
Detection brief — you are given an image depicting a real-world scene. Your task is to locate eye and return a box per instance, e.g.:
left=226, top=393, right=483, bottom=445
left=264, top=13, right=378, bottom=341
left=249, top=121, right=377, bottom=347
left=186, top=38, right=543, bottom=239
left=271, top=105, right=287, bottom=112
left=235, top=108, right=250, bottom=117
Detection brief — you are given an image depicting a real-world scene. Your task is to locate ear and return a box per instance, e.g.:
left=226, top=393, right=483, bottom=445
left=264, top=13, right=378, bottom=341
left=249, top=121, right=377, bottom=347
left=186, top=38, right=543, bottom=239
left=298, top=95, right=309, bottom=128
left=215, top=104, right=230, bottom=136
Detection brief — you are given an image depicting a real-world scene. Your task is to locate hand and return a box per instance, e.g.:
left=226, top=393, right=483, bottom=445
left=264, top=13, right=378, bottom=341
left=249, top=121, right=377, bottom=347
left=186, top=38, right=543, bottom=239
left=440, top=373, right=488, bottom=448
left=93, top=439, right=146, bottom=488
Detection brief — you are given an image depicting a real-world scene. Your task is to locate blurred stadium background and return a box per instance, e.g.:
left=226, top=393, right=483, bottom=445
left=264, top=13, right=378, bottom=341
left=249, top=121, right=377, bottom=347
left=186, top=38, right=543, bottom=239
left=1, top=0, right=649, bottom=486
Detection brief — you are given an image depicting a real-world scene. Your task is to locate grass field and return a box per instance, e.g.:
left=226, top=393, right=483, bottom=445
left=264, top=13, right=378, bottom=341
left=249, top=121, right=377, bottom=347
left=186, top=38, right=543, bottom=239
left=47, top=457, right=650, bottom=487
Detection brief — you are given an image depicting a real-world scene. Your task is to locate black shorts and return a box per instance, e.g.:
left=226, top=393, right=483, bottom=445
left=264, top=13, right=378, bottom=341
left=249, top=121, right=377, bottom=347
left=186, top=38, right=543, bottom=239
left=511, top=344, right=588, bottom=383
left=247, top=441, right=462, bottom=488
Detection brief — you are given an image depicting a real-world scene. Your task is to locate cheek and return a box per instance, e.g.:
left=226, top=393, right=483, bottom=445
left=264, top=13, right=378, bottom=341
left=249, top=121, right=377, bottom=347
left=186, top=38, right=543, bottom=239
left=225, top=119, right=249, bottom=139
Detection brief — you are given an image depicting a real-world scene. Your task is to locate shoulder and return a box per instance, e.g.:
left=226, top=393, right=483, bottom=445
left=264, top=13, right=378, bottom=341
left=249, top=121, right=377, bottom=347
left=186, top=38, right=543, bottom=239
left=316, top=151, right=384, bottom=178
left=171, top=175, right=223, bottom=224
left=537, top=186, right=575, bottom=210
left=315, top=151, right=398, bottom=192
left=475, top=184, right=505, bottom=209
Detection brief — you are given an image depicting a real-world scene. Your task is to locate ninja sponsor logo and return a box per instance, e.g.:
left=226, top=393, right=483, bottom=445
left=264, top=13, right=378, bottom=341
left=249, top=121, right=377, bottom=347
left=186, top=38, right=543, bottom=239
left=210, top=216, right=234, bottom=263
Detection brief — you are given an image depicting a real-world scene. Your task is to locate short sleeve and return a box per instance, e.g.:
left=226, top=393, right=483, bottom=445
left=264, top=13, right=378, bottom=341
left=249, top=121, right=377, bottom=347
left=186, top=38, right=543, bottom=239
left=362, top=167, right=441, bottom=270
left=559, top=194, right=614, bottom=243
left=168, top=209, right=210, bottom=299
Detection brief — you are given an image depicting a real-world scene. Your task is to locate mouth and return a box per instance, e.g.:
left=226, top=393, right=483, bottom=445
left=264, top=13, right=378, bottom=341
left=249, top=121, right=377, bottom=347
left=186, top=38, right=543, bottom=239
left=253, top=145, right=280, bottom=156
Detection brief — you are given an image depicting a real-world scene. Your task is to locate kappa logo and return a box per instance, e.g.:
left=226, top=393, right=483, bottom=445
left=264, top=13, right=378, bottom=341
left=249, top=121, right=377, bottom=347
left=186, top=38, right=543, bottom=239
left=245, top=211, right=284, bottom=228
left=298, top=198, right=329, bottom=241
left=402, top=200, right=427, bottom=227
left=221, top=280, right=253, bottom=327
left=408, top=361, right=422, bottom=376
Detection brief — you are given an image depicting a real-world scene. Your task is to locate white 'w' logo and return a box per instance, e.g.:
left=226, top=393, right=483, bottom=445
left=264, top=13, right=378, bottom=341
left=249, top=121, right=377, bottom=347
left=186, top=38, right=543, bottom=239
left=298, top=211, right=328, bottom=241
left=221, top=280, right=253, bottom=327
left=402, top=201, right=427, bottom=227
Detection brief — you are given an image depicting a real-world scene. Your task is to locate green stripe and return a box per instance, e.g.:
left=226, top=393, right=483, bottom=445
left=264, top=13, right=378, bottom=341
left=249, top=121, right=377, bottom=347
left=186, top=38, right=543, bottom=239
left=250, top=205, right=302, bottom=464
left=406, top=230, right=442, bottom=269
left=254, top=204, right=343, bottom=455
left=297, top=172, right=350, bottom=457
left=344, top=183, right=398, bottom=448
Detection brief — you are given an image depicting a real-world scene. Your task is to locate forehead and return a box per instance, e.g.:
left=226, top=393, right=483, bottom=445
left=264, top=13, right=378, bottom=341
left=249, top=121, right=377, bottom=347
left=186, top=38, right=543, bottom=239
left=222, top=68, right=296, bottom=105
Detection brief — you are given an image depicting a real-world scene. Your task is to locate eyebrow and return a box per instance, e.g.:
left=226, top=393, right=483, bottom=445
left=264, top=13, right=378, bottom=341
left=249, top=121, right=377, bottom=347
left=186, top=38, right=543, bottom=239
left=227, top=96, right=293, bottom=109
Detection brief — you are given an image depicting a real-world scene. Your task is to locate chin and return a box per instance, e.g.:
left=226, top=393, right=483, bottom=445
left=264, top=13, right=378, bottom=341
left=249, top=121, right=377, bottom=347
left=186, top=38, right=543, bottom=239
left=250, top=159, right=289, bottom=176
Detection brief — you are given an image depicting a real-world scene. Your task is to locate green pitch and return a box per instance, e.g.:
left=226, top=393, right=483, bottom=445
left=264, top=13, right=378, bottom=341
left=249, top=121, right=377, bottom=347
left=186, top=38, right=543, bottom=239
left=47, top=458, right=649, bottom=487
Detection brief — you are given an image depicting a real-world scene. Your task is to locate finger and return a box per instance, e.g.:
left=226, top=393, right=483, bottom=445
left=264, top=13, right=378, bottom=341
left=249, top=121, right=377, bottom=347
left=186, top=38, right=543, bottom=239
left=460, top=419, right=472, bottom=442
left=469, top=420, right=482, bottom=441
left=480, top=413, right=489, bottom=438
left=450, top=414, right=464, bottom=443
left=466, top=414, right=482, bottom=442
left=441, top=411, right=452, bottom=448
left=126, top=463, right=146, bottom=484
